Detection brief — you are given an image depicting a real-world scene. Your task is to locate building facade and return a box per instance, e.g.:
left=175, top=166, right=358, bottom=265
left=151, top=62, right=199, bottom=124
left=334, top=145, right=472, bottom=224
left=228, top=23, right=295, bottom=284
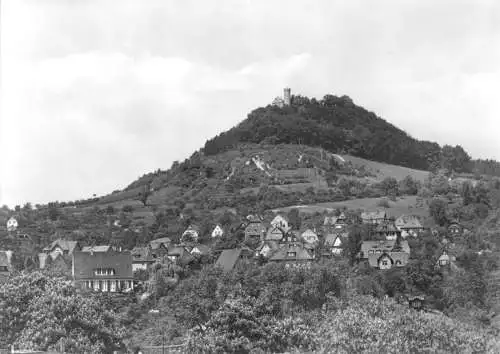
left=72, top=250, right=133, bottom=292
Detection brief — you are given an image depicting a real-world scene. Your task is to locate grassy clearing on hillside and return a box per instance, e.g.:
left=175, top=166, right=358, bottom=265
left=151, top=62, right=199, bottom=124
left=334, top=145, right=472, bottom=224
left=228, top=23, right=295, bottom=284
left=274, top=195, right=428, bottom=218
left=342, top=155, right=429, bottom=182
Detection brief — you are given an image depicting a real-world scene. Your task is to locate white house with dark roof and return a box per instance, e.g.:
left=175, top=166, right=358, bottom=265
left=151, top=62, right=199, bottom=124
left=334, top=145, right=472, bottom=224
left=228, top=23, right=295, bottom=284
left=211, top=224, right=224, bottom=238
left=270, top=214, right=290, bottom=231
left=6, top=217, right=18, bottom=232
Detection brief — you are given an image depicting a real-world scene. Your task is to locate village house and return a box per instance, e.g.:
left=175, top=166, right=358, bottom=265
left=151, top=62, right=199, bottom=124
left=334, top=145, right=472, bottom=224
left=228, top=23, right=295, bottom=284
left=436, top=251, right=451, bottom=267
left=323, top=212, right=349, bottom=231
left=361, top=210, right=388, bottom=225
left=360, top=239, right=410, bottom=269
left=395, top=215, right=425, bottom=237
left=268, top=243, right=314, bottom=268
left=374, top=220, right=402, bottom=241
left=300, top=229, right=319, bottom=245
left=149, top=237, right=171, bottom=258
left=211, top=224, right=224, bottom=238
left=130, top=246, right=155, bottom=272
left=167, top=245, right=192, bottom=263
left=6, top=217, right=18, bottom=232
left=41, top=239, right=81, bottom=267
left=181, top=225, right=200, bottom=243
left=244, top=219, right=267, bottom=243
left=324, top=233, right=344, bottom=256
left=408, top=295, right=425, bottom=311
left=215, top=247, right=254, bottom=272
left=255, top=240, right=279, bottom=258
left=270, top=214, right=290, bottom=232
left=265, top=225, right=286, bottom=242
left=447, top=220, right=465, bottom=236
left=72, top=250, right=134, bottom=293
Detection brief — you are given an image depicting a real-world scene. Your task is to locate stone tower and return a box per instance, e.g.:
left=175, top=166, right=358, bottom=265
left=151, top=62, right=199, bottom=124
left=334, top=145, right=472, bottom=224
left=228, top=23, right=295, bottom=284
left=283, top=87, right=291, bottom=106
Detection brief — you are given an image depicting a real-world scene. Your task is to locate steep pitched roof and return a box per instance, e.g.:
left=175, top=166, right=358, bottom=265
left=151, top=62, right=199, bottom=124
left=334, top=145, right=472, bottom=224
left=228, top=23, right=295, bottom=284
left=360, top=240, right=410, bottom=258
left=43, top=239, right=79, bottom=254
left=367, top=252, right=409, bottom=268
left=265, top=226, right=286, bottom=241
left=191, top=244, right=211, bottom=255
left=131, top=247, right=155, bottom=263
left=395, top=215, right=423, bottom=229
left=301, top=229, right=319, bottom=243
left=269, top=244, right=314, bottom=262
left=215, top=249, right=243, bottom=272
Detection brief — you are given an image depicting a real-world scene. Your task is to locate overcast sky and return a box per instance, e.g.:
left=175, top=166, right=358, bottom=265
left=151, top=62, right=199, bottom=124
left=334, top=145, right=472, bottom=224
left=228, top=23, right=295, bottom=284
left=1, top=0, right=500, bottom=207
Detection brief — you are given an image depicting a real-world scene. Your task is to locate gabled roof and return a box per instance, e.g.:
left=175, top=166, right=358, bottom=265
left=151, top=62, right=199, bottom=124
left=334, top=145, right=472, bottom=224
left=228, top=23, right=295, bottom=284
left=215, top=249, right=243, bottom=272
left=324, top=216, right=338, bottom=226
left=395, top=215, right=423, bottom=229
left=368, top=251, right=409, bottom=268
left=131, top=247, right=155, bottom=263
left=438, top=253, right=450, bottom=262
left=265, top=226, right=286, bottom=241
left=269, top=244, right=314, bottom=262
left=81, top=245, right=112, bottom=253
left=183, top=225, right=200, bottom=234
left=360, top=240, right=410, bottom=257
left=375, top=221, right=400, bottom=233
left=43, top=239, right=79, bottom=254
left=361, top=210, right=387, bottom=220
left=191, top=244, right=211, bottom=255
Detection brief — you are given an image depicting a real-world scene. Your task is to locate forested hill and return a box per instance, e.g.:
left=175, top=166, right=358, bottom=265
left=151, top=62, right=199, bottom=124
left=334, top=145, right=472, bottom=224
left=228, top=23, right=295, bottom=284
left=203, top=94, right=500, bottom=175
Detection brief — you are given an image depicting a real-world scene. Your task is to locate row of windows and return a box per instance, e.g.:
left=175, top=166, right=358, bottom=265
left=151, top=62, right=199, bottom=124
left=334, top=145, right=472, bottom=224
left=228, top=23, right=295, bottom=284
left=94, top=268, right=116, bottom=276
left=85, top=280, right=132, bottom=292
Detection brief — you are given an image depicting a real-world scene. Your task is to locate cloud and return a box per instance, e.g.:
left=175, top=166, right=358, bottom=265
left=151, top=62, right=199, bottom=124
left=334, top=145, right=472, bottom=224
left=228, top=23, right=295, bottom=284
left=1, top=0, right=499, bottom=206
left=0, top=46, right=313, bottom=206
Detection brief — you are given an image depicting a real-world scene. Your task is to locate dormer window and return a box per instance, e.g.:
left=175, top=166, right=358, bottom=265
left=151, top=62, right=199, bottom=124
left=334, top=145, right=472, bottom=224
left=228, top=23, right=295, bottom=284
left=94, top=268, right=116, bottom=276
left=287, top=252, right=296, bottom=258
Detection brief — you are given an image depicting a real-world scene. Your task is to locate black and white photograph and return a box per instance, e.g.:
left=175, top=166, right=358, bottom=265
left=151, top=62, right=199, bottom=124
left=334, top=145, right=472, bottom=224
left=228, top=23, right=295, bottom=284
left=0, top=0, right=499, bottom=353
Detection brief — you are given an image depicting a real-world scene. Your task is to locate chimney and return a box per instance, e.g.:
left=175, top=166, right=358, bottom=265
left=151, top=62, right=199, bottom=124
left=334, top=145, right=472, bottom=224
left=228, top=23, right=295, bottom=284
left=283, top=87, right=291, bottom=106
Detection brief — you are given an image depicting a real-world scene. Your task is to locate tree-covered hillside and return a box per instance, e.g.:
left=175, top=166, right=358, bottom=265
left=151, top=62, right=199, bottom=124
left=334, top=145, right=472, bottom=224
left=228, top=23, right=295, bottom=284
left=203, top=94, right=500, bottom=175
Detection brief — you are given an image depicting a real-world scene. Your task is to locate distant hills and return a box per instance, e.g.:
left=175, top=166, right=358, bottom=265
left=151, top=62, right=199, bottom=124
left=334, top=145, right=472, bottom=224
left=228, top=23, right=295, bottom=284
left=203, top=94, right=500, bottom=176
left=30, top=92, right=500, bottom=215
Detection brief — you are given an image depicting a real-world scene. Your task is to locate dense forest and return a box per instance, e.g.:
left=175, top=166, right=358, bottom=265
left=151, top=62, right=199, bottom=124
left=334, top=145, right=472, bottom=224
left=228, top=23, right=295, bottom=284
left=203, top=94, right=500, bottom=175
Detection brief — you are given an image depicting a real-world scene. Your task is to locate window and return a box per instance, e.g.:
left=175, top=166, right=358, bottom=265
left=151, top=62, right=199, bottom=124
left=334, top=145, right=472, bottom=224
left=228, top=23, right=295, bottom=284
left=94, top=268, right=116, bottom=276
left=382, top=260, right=388, bottom=266
left=0, top=266, right=8, bottom=272
left=395, top=260, right=402, bottom=266
left=287, top=252, right=296, bottom=257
